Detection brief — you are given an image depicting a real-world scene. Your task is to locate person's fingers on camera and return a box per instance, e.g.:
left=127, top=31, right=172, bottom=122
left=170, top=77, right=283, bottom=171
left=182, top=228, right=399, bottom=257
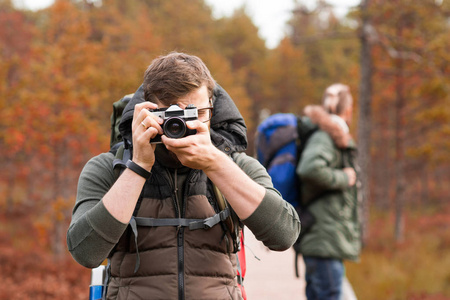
left=133, top=102, right=158, bottom=129
left=161, top=135, right=187, bottom=150
left=162, top=121, right=208, bottom=149
left=140, top=113, right=163, bottom=135
left=131, top=103, right=161, bottom=167
left=186, top=120, right=208, bottom=133
left=186, top=120, right=211, bottom=144
left=134, top=111, right=158, bottom=138
left=134, top=103, right=163, bottom=133
left=135, top=125, right=158, bottom=143
left=132, top=125, right=157, bottom=169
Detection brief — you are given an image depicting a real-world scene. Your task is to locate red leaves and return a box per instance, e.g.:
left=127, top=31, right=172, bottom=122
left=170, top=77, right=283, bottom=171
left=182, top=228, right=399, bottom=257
left=0, top=240, right=90, bottom=300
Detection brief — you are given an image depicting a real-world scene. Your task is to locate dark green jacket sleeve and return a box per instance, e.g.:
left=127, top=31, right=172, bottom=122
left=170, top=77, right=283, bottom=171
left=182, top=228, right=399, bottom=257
left=297, top=131, right=349, bottom=197
left=67, top=152, right=127, bottom=268
left=233, top=152, right=301, bottom=251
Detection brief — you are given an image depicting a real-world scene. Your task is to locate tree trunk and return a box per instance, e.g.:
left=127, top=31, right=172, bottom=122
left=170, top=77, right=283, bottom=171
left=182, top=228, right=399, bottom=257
left=357, top=0, right=373, bottom=246
left=394, top=23, right=405, bottom=243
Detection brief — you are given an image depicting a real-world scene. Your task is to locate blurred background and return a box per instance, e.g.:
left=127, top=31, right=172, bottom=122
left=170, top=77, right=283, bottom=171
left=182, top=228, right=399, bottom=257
left=0, top=0, right=449, bottom=299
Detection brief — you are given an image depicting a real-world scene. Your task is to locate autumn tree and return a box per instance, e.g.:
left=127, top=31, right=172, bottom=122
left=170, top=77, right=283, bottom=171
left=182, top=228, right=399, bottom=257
left=6, top=0, right=112, bottom=257
left=0, top=0, right=36, bottom=212
left=212, top=7, right=268, bottom=147
left=287, top=1, right=360, bottom=96
left=368, top=0, right=450, bottom=241
left=252, top=38, right=313, bottom=114
left=138, top=0, right=216, bottom=53
left=23, top=0, right=170, bottom=257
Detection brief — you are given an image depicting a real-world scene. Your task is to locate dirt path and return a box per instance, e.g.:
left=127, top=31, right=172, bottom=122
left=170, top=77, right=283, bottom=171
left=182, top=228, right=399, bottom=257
left=242, top=227, right=307, bottom=300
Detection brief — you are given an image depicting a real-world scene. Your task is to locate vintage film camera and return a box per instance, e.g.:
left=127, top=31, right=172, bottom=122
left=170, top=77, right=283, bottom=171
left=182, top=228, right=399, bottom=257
left=150, top=104, right=198, bottom=143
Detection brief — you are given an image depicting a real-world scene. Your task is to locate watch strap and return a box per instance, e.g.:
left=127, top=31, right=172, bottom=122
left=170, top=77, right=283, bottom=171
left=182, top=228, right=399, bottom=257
left=125, top=160, right=151, bottom=180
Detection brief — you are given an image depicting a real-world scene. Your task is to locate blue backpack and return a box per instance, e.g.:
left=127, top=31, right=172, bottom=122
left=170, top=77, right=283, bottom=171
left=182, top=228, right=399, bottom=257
left=256, top=113, right=319, bottom=278
left=256, top=113, right=317, bottom=208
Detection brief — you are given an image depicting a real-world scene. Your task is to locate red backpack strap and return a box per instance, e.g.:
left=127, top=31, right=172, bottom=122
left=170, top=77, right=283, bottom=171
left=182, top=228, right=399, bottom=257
left=236, top=228, right=247, bottom=299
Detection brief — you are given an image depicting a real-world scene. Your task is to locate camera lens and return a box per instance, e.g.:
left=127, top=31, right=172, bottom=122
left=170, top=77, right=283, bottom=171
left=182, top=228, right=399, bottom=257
left=164, top=117, right=186, bottom=139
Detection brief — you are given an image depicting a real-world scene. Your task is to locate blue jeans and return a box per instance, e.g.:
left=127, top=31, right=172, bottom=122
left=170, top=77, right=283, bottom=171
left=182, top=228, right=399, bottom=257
left=303, top=256, right=344, bottom=300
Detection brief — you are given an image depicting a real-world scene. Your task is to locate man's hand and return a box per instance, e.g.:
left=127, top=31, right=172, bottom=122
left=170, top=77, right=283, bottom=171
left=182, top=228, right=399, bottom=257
left=161, top=120, right=219, bottom=171
left=163, top=119, right=266, bottom=220
left=343, top=167, right=356, bottom=187
left=131, top=102, right=163, bottom=171
left=163, top=120, right=266, bottom=220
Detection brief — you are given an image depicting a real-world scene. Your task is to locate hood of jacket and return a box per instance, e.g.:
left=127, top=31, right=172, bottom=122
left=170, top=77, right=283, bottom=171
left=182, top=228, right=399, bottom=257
left=303, top=105, right=355, bottom=149
left=119, top=83, right=248, bottom=154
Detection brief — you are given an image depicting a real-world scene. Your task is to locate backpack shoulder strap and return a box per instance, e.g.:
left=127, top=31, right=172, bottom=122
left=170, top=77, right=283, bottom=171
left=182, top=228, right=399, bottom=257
left=295, top=115, right=319, bottom=164
left=110, top=94, right=133, bottom=149
left=109, top=142, right=130, bottom=181
left=212, top=183, right=241, bottom=253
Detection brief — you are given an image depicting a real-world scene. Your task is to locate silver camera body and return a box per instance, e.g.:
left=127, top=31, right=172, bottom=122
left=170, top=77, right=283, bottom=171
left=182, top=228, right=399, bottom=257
left=150, top=104, right=198, bottom=143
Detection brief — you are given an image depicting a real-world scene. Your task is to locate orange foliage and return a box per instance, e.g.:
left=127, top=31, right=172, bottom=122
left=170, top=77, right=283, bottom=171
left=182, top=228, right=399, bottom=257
left=368, top=0, right=450, bottom=209
left=0, top=212, right=89, bottom=300
left=0, top=2, right=449, bottom=298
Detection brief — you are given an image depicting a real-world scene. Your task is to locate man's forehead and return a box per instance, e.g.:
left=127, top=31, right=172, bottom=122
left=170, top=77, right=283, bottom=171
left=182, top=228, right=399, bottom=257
left=166, top=86, right=210, bottom=108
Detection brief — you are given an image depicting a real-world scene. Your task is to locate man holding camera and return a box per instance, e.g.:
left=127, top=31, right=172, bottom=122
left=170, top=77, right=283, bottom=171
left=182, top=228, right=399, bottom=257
left=67, top=52, right=300, bottom=300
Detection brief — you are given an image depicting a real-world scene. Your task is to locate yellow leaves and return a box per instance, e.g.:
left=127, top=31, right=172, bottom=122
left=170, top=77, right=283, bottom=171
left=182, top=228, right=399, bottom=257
left=406, top=144, right=433, bottom=159
left=45, top=0, right=91, bottom=45
left=419, top=79, right=449, bottom=101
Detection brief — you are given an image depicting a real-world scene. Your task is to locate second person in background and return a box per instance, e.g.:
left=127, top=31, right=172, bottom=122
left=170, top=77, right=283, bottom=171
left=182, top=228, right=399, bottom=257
left=297, top=83, right=361, bottom=300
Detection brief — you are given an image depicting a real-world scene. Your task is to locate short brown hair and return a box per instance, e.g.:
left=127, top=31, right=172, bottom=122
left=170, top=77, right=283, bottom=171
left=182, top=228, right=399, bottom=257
left=143, top=52, right=216, bottom=105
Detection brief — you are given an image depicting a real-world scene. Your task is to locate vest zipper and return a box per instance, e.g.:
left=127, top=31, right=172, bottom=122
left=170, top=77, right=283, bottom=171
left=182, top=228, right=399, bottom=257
left=178, top=169, right=197, bottom=300
left=164, top=168, right=184, bottom=300
left=165, top=169, right=181, bottom=218
left=174, top=168, right=185, bottom=300
left=167, top=168, right=199, bottom=300
left=178, top=227, right=185, bottom=300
